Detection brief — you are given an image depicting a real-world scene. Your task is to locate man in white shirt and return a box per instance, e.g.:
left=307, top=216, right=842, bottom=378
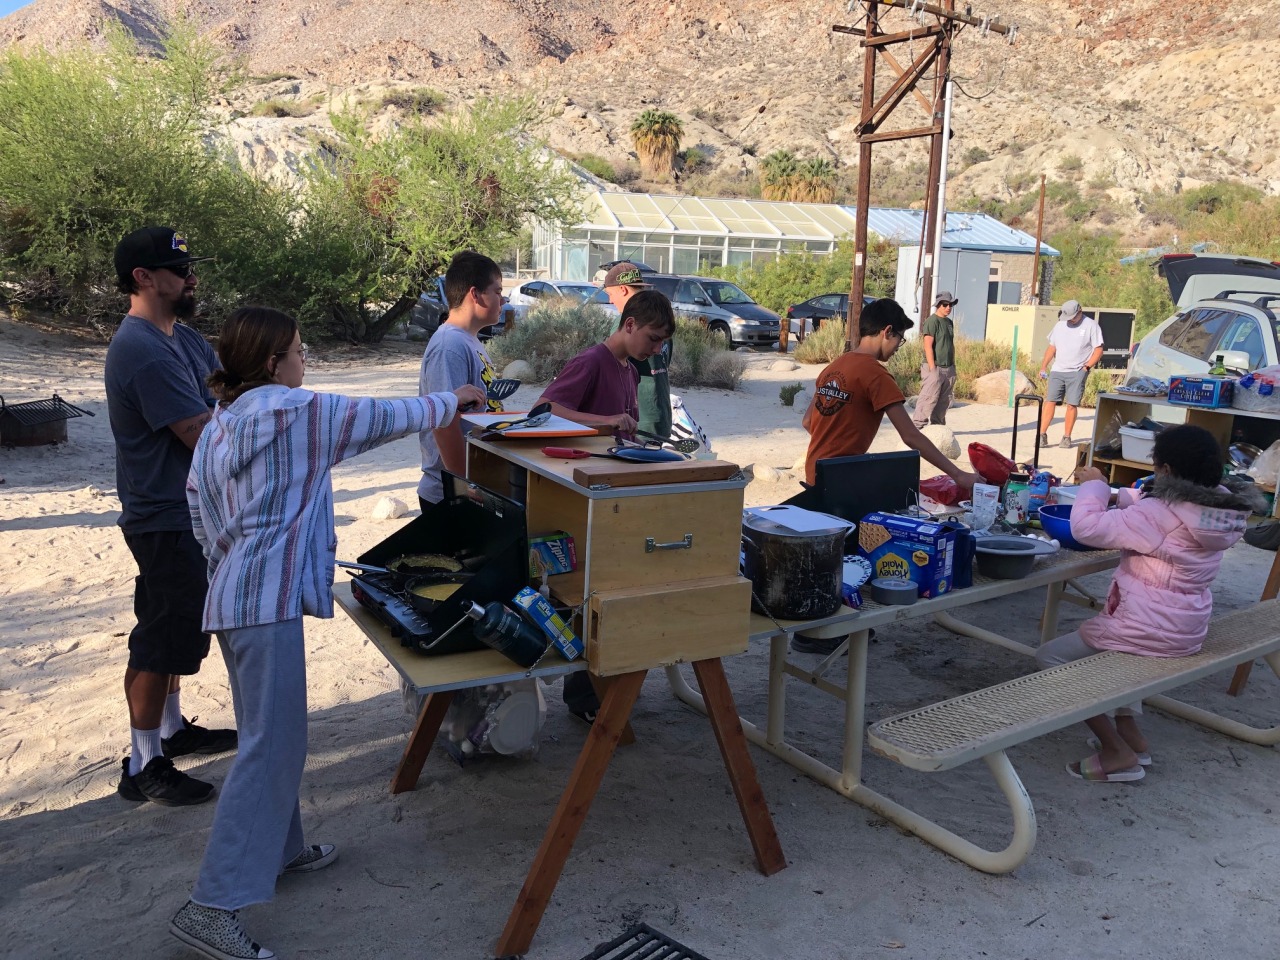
left=1037, top=300, right=1104, bottom=448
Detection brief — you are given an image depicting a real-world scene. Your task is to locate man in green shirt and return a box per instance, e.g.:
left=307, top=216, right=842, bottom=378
left=602, top=262, right=673, bottom=437
left=912, top=290, right=958, bottom=428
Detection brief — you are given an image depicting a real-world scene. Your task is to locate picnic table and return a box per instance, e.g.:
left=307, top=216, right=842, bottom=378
left=664, top=545, right=1123, bottom=872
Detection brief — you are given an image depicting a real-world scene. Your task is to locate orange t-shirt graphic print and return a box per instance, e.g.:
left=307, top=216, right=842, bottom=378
left=804, top=351, right=906, bottom=486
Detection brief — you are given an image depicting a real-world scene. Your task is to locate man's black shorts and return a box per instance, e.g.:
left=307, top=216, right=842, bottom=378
left=123, top=528, right=211, bottom=675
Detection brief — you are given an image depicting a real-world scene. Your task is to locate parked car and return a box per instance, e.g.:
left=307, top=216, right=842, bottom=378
left=505, top=280, right=619, bottom=324
left=784, top=293, right=878, bottom=337
left=1127, top=254, right=1280, bottom=381
left=645, top=274, right=781, bottom=346
left=592, top=259, right=658, bottom=284
left=408, top=276, right=512, bottom=340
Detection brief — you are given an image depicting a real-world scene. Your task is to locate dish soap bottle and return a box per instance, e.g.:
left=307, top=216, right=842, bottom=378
left=465, top=601, right=547, bottom=668
left=1209, top=353, right=1227, bottom=376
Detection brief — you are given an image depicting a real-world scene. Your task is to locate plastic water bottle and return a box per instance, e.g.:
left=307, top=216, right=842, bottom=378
left=465, top=602, right=547, bottom=668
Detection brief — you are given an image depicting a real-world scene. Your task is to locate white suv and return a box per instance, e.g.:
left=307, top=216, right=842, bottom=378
left=1127, top=254, right=1280, bottom=380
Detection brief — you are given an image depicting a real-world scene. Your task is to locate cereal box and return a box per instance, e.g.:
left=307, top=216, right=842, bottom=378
left=856, top=512, right=956, bottom=599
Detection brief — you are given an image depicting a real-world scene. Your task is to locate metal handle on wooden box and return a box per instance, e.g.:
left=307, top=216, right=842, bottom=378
left=645, top=533, right=693, bottom=553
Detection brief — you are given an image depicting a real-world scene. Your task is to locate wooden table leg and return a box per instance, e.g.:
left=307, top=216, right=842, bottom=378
left=1228, top=546, right=1280, bottom=696
left=692, top=658, right=787, bottom=876
left=391, top=690, right=454, bottom=795
left=589, top=673, right=637, bottom=746
left=495, top=670, right=646, bottom=958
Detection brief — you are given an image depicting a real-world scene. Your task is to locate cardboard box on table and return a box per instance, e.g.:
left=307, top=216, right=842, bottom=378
left=857, top=511, right=957, bottom=599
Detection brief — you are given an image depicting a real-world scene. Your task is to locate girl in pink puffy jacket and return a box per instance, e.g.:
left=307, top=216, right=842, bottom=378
left=1035, top=424, right=1265, bottom=783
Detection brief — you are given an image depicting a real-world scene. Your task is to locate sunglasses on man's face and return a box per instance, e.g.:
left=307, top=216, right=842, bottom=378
left=158, top=264, right=195, bottom=279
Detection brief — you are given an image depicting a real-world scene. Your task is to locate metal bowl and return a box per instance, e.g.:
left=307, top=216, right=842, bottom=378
left=973, top=535, right=1056, bottom=580
left=1229, top=443, right=1264, bottom=470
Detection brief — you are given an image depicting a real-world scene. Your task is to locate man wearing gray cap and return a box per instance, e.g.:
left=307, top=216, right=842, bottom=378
left=1037, top=300, right=1103, bottom=448
left=912, top=290, right=958, bottom=428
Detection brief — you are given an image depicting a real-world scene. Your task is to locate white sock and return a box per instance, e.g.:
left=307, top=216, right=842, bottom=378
left=130, top=728, right=164, bottom=775
left=161, top=691, right=184, bottom=739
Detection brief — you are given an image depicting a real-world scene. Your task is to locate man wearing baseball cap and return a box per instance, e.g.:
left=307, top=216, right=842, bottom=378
left=1038, top=300, right=1104, bottom=448
left=603, top=262, right=673, bottom=440
left=912, top=290, right=959, bottom=429
left=105, top=227, right=236, bottom=808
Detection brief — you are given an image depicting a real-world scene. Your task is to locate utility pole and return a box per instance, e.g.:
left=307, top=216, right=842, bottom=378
left=835, top=0, right=1016, bottom=350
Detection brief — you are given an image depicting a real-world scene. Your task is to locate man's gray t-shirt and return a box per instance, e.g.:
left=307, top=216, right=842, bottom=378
left=417, top=323, right=500, bottom=503
left=104, top=316, right=218, bottom=533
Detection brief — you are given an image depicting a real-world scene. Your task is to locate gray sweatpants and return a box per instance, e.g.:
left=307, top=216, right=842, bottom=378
left=1035, top=630, right=1141, bottom=716
left=913, top=364, right=956, bottom=427
left=192, top=618, right=309, bottom=911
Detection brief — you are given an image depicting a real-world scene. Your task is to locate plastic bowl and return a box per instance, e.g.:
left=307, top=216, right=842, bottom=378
left=1037, top=504, right=1087, bottom=550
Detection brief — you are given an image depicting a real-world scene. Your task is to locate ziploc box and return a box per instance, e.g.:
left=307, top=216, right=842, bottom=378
left=856, top=511, right=956, bottom=599
left=529, top=531, right=577, bottom=578
left=512, top=587, right=583, bottom=661
left=1168, top=375, right=1234, bottom=409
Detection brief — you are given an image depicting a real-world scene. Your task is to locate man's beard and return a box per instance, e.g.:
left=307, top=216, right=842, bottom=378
left=173, top=289, right=197, bottom=320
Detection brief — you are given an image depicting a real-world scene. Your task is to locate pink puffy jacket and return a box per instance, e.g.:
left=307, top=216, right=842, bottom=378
left=1071, top=475, right=1264, bottom=657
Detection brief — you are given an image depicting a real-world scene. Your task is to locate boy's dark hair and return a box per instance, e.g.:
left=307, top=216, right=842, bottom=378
left=620, top=289, right=676, bottom=335
left=443, top=251, right=501, bottom=311
left=1152, top=424, right=1224, bottom=487
left=858, top=297, right=913, bottom=339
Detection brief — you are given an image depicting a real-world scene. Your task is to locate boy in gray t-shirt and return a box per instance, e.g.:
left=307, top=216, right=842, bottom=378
left=417, top=252, right=505, bottom=507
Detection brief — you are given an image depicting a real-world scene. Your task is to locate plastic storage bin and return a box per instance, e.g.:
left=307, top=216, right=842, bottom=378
left=1119, top=425, right=1157, bottom=464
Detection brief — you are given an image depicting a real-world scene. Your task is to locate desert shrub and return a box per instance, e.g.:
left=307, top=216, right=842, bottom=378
left=571, top=153, right=617, bottom=182
left=681, top=147, right=707, bottom=172
left=669, top=318, right=747, bottom=389
left=709, top=238, right=897, bottom=316
left=963, top=146, right=990, bottom=167
left=250, top=98, right=312, bottom=118
left=779, top=382, right=805, bottom=406
left=794, top=317, right=849, bottom=365
left=379, top=87, right=446, bottom=114
left=487, top=301, right=615, bottom=382
left=885, top=337, right=924, bottom=396
left=1082, top=369, right=1114, bottom=409
left=1059, top=153, right=1084, bottom=175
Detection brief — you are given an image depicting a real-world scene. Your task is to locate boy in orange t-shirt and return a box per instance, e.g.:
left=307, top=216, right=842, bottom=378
left=803, top=298, right=981, bottom=491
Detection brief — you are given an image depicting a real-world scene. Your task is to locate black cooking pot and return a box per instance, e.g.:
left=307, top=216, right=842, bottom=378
left=742, top=510, right=852, bottom=620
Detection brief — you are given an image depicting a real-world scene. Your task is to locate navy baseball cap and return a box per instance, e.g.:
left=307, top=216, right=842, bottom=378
left=115, top=227, right=213, bottom=282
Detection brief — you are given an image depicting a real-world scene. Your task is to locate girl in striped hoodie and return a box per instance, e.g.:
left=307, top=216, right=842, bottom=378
left=173, top=305, right=484, bottom=960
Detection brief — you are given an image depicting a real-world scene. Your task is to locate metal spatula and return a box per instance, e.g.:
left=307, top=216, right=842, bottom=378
left=634, top=428, right=700, bottom=454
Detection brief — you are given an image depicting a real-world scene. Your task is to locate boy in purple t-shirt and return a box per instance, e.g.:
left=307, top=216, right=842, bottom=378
left=537, top=289, right=675, bottom=439
left=537, top=290, right=676, bottom=723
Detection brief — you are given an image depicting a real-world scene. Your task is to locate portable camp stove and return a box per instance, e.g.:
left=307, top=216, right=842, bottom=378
left=349, top=573, right=435, bottom=648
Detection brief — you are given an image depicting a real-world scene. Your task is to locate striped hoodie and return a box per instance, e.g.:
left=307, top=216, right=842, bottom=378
left=186, top=384, right=458, bottom=631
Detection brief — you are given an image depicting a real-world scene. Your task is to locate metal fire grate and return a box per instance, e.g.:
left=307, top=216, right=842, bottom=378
left=578, top=924, right=710, bottom=960
left=0, top=393, right=93, bottom=426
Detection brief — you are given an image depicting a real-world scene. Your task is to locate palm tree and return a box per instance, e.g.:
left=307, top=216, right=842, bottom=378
left=630, top=110, right=683, bottom=182
left=795, top=157, right=836, bottom=203
left=759, top=150, right=798, bottom=201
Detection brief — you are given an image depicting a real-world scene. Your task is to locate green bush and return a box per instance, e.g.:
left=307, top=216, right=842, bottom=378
left=487, top=301, right=615, bottom=382
left=779, top=382, right=805, bottom=406
left=571, top=152, right=617, bottom=181
left=379, top=87, right=447, bottom=114
left=250, top=98, right=312, bottom=118
left=668, top=318, right=746, bottom=389
left=0, top=22, right=294, bottom=331
left=708, top=238, right=897, bottom=316
left=681, top=147, right=707, bottom=172
left=794, top=318, right=849, bottom=365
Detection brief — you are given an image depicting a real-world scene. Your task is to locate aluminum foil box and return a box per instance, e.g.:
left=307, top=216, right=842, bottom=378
left=856, top=511, right=956, bottom=599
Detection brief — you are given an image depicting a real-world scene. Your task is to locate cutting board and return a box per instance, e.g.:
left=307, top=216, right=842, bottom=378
left=571, top=458, right=741, bottom=488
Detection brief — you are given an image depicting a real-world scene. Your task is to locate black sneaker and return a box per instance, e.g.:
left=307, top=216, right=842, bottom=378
left=162, top=716, right=238, bottom=759
left=790, top=634, right=849, bottom=656
left=121, top=755, right=215, bottom=806
left=567, top=706, right=598, bottom=727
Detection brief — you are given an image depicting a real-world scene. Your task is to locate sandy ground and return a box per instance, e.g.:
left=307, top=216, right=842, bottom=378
left=3, top=316, right=1280, bottom=960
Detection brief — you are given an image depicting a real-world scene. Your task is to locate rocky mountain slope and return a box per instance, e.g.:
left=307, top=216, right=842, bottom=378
left=3, top=0, right=1277, bottom=239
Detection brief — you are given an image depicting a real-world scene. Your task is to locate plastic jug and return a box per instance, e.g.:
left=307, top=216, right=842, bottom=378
left=465, top=602, right=547, bottom=668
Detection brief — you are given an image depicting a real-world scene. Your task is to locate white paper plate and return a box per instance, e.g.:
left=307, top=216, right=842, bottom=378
left=842, top=555, right=873, bottom=589
left=486, top=690, right=544, bottom=755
